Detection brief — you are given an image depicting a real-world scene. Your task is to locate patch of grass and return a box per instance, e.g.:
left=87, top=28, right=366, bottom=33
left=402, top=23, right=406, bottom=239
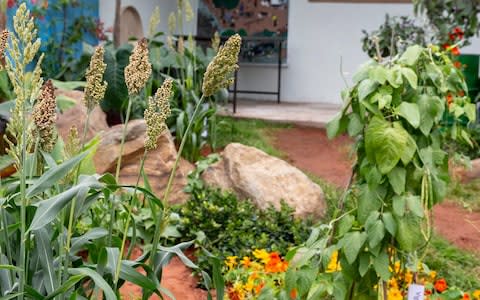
left=214, top=116, right=291, bottom=157
left=447, top=179, right=480, bottom=212
left=424, top=235, right=480, bottom=291
left=307, top=172, right=344, bottom=222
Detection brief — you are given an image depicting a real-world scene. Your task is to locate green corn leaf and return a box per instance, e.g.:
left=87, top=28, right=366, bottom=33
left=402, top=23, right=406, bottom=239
left=34, top=228, right=58, bottom=294
left=68, top=268, right=116, bottom=300
left=45, top=275, right=87, bottom=300
left=70, top=228, right=109, bottom=254
left=26, top=150, right=90, bottom=198
left=28, top=176, right=102, bottom=231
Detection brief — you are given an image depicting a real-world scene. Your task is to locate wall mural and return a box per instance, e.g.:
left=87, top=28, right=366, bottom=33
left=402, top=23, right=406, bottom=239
left=197, top=0, right=288, bottom=63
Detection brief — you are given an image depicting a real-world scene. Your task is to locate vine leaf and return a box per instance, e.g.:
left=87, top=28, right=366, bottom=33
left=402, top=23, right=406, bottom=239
left=365, top=117, right=411, bottom=174
left=397, top=102, right=420, bottom=128
left=387, top=167, right=406, bottom=195
left=406, top=195, right=424, bottom=218
left=342, top=232, right=368, bottom=264
left=358, top=79, right=378, bottom=101
left=367, top=220, right=385, bottom=249
left=401, top=67, right=418, bottom=89
left=418, top=95, right=444, bottom=136
left=392, top=195, right=406, bottom=217
left=373, top=251, right=390, bottom=281
left=399, top=45, right=422, bottom=66
left=395, top=213, right=424, bottom=252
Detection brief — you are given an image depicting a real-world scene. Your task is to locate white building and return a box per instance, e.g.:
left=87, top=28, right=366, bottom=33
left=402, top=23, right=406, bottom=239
left=99, top=0, right=480, bottom=105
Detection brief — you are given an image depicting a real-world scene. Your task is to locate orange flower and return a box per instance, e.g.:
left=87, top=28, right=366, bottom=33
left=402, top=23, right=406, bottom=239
left=454, top=61, right=462, bottom=69
left=446, top=93, right=454, bottom=106
left=434, top=278, right=448, bottom=293
left=463, top=293, right=470, bottom=300
left=240, top=256, right=251, bottom=268
left=265, top=252, right=288, bottom=273
left=255, top=282, right=265, bottom=295
left=458, top=90, right=465, bottom=97
left=451, top=46, right=460, bottom=56
left=290, top=288, right=297, bottom=299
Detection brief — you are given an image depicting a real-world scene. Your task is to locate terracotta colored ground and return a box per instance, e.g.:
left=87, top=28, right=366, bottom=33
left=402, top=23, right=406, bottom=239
left=272, top=125, right=480, bottom=253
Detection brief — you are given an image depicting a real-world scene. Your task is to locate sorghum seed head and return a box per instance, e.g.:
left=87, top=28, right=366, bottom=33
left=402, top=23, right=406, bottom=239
left=177, top=36, right=184, bottom=54
left=202, top=34, right=241, bottom=97
left=32, top=80, right=57, bottom=152
left=124, top=38, right=152, bottom=95
left=84, top=46, right=107, bottom=111
left=184, top=0, right=194, bottom=22
left=149, top=6, right=161, bottom=38
left=144, top=79, right=173, bottom=151
left=0, top=30, right=9, bottom=63
left=168, top=12, right=176, bottom=34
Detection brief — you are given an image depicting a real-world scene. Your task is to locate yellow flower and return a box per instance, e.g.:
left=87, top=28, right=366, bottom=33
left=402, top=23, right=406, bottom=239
left=240, top=256, right=252, bottom=268
left=473, top=290, right=480, bottom=300
left=233, top=282, right=245, bottom=300
left=326, top=250, right=341, bottom=273
left=404, top=271, right=413, bottom=285
left=387, top=287, right=403, bottom=300
left=388, top=278, right=398, bottom=289
left=225, top=256, right=238, bottom=270
left=250, top=262, right=263, bottom=271
left=429, top=271, right=437, bottom=280
left=253, top=249, right=270, bottom=265
left=394, top=261, right=401, bottom=273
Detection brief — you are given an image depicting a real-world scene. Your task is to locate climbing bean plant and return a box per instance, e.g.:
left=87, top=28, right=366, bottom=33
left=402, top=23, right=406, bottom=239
left=325, top=45, right=476, bottom=299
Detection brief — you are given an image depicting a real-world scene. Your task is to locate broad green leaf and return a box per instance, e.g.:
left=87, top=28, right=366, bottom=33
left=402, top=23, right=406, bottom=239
left=406, top=195, right=424, bottom=218
left=367, top=220, right=385, bottom=249
left=395, top=213, right=424, bottom=252
left=28, top=176, right=102, bottom=231
left=382, top=212, right=396, bottom=236
left=418, top=95, right=444, bottom=136
left=342, top=232, right=367, bottom=264
left=465, top=103, right=476, bottom=122
left=397, top=102, right=420, bottom=128
left=392, top=195, right=406, bottom=217
left=401, top=68, right=418, bottom=89
left=387, top=167, right=406, bottom=195
left=358, top=184, right=383, bottom=224
left=370, top=66, right=388, bottom=84
left=68, top=268, right=116, bottom=300
left=358, top=253, right=370, bottom=277
left=337, top=215, right=355, bottom=237
left=365, top=117, right=409, bottom=174
left=358, top=79, right=378, bottom=101
left=70, top=228, right=109, bottom=254
left=119, top=262, right=159, bottom=293
left=45, top=275, right=86, bottom=300
left=400, top=133, right=417, bottom=165
left=378, top=94, right=392, bottom=110
left=26, top=150, right=89, bottom=198
left=373, top=251, right=390, bottom=281
left=326, top=113, right=347, bottom=139
left=386, top=67, right=403, bottom=88
left=34, top=228, right=58, bottom=294
left=347, top=113, right=363, bottom=137
left=399, top=45, right=422, bottom=66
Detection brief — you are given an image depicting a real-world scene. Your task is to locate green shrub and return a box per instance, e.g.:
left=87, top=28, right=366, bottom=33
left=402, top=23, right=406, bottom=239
left=172, top=158, right=313, bottom=275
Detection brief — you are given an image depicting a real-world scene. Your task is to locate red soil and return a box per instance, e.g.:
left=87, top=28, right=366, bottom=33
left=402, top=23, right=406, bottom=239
left=272, top=125, right=480, bottom=253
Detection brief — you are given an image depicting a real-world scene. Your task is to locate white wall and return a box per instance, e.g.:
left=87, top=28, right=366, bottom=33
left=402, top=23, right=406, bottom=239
left=99, top=0, right=198, bottom=39
left=236, top=1, right=480, bottom=104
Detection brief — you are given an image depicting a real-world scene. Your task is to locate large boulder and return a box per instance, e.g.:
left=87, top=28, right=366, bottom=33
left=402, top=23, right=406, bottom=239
left=56, top=89, right=108, bottom=142
left=94, top=119, right=194, bottom=204
left=202, top=143, right=326, bottom=218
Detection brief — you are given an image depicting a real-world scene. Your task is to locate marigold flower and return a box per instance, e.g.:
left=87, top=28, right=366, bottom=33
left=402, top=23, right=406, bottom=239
left=252, top=249, right=270, bottom=264
left=387, top=287, right=403, bottom=300
left=264, top=251, right=287, bottom=273
left=240, top=256, right=251, bottom=268
left=463, top=293, right=471, bottom=300
left=451, top=46, right=460, bottom=56
left=84, top=46, right=107, bottom=111
left=124, top=38, right=152, bottom=95
left=454, top=61, right=462, bottom=69
left=202, top=33, right=241, bottom=97
left=254, top=282, right=265, bottom=295
left=446, top=93, right=454, bottom=107
left=473, top=290, right=480, bottom=300
left=434, top=278, right=448, bottom=293
left=225, top=256, right=238, bottom=270
left=429, top=271, right=437, bottom=280
left=290, top=288, right=297, bottom=299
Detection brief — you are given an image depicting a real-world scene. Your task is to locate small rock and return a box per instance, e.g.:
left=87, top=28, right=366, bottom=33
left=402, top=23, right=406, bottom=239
left=202, top=143, right=326, bottom=218
left=94, top=119, right=194, bottom=204
left=56, top=90, right=108, bottom=142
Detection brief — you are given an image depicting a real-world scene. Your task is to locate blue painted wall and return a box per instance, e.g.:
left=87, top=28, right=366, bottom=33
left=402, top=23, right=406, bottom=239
left=7, top=0, right=99, bottom=75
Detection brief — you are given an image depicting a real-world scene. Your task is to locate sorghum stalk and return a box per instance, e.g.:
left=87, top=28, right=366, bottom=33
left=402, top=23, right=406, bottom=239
left=64, top=46, right=107, bottom=290
left=5, top=5, right=44, bottom=298
left=114, top=80, right=172, bottom=286
left=149, top=34, right=241, bottom=267
left=109, top=38, right=152, bottom=246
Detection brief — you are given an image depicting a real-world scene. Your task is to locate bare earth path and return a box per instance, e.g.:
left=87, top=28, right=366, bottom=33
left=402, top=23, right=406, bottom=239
left=272, top=126, right=480, bottom=253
